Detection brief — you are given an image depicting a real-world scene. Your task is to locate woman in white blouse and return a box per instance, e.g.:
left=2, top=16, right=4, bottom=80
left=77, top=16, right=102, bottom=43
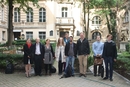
left=55, top=37, right=65, bottom=75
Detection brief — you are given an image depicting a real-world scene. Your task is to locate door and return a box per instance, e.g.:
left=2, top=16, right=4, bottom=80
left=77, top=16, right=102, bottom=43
left=60, top=31, right=66, bottom=38
left=14, top=32, right=21, bottom=40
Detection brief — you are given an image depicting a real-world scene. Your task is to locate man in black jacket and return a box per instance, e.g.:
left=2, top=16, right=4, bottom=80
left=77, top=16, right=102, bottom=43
left=65, top=36, right=77, bottom=76
left=32, top=38, right=45, bottom=76
left=77, top=32, right=90, bottom=77
left=102, top=34, right=117, bottom=81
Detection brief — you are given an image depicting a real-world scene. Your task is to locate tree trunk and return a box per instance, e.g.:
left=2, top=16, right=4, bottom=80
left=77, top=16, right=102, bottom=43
left=7, top=0, right=13, bottom=46
left=105, top=14, right=111, bottom=34
left=86, top=1, right=89, bottom=39
left=83, top=1, right=87, bottom=38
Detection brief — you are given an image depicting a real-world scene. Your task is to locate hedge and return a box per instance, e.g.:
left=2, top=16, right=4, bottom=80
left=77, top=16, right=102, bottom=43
left=0, top=53, right=23, bottom=68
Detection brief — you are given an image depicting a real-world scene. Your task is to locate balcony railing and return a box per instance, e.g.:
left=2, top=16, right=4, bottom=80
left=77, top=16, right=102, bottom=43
left=56, top=17, right=74, bottom=25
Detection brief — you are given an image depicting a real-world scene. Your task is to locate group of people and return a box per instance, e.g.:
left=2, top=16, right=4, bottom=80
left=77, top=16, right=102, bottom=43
left=23, top=32, right=117, bottom=81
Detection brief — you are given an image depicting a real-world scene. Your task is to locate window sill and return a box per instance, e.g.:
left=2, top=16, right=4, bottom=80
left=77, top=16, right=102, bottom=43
left=38, top=22, right=46, bottom=24
left=91, top=24, right=101, bottom=26
left=25, top=22, right=34, bottom=25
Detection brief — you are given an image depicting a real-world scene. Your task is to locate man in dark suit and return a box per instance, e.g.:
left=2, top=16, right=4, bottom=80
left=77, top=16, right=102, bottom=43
left=33, top=38, right=45, bottom=76
left=65, top=36, right=77, bottom=76
left=102, top=34, right=117, bottom=81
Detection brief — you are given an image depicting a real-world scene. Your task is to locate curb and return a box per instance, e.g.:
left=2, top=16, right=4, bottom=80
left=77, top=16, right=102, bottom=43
left=114, top=71, right=130, bottom=84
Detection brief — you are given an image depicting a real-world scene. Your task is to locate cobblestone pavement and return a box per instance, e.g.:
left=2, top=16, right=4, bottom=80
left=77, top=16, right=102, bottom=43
left=0, top=62, right=130, bottom=87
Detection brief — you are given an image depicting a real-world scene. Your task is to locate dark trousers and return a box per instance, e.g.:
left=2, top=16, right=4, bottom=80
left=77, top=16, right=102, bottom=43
left=34, top=55, right=43, bottom=75
left=45, top=64, right=52, bottom=74
left=94, top=64, right=102, bottom=75
left=104, top=57, right=114, bottom=79
left=63, top=62, right=66, bottom=71
left=58, top=60, right=63, bottom=74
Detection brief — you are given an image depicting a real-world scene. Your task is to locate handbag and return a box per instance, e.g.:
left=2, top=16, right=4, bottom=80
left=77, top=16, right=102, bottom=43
left=94, top=57, right=103, bottom=65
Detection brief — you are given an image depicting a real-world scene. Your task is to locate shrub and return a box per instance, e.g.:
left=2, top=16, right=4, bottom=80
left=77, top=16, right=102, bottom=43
left=126, top=43, right=130, bottom=53
left=0, top=53, right=23, bottom=68
left=114, top=52, right=130, bottom=72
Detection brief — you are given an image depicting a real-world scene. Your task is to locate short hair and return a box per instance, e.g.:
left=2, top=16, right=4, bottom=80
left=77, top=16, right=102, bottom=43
left=107, top=34, right=112, bottom=38
left=70, top=36, right=73, bottom=39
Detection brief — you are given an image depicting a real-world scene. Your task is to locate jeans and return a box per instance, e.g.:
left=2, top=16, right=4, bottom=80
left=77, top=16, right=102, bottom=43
left=104, top=57, right=114, bottom=79
left=65, top=56, right=75, bottom=75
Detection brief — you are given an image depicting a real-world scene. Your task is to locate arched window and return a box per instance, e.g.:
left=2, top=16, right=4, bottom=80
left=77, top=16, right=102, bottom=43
left=50, top=30, right=53, bottom=36
left=27, top=8, right=33, bottom=22
left=14, top=7, right=20, bottom=22
left=92, top=16, right=101, bottom=25
left=62, top=7, right=68, bottom=17
left=92, top=32, right=101, bottom=40
left=39, top=8, right=46, bottom=22
left=124, top=12, right=129, bottom=23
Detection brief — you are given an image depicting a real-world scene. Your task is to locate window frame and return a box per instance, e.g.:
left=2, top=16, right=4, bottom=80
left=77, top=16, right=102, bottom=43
left=61, top=7, right=68, bottom=17
left=26, top=8, right=33, bottom=22
left=92, top=16, right=101, bottom=25
left=39, top=8, right=46, bottom=22
left=39, top=32, right=46, bottom=39
left=26, top=32, right=33, bottom=39
left=14, top=7, right=20, bottom=22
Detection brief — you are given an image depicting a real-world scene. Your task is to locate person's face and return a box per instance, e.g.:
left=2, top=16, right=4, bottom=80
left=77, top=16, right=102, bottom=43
left=46, top=40, right=50, bottom=44
left=27, top=39, right=31, bottom=43
left=36, top=38, right=40, bottom=43
left=59, top=38, right=63, bottom=43
left=70, top=37, right=73, bottom=42
left=97, top=36, right=101, bottom=41
left=107, top=36, right=112, bottom=41
left=80, top=33, right=84, bottom=39
left=65, top=33, right=69, bottom=38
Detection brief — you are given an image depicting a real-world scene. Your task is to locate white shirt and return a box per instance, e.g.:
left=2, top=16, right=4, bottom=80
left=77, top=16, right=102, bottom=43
left=35, top=43, right=41, bottom=54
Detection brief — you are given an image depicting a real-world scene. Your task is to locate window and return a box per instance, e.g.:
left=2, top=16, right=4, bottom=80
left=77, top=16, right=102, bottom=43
left=2, top=31, right=5, bottom=40
left=62, top=7, right=68, bottom=17
left=27, top=8, right=33, bottom=22
left=92, top=16, right=101, bottom=25
left=1, top=5, right=4, bottom=21
left=39, top=32, right=46, bottom=39
left=50, top=30, right=53, bottom=36
left=124, top=12, right=129, bottom=23
left=92, top=32, right=101, bottom=40
left=14, top=8, right=20, bottom=22
left=39, top=8, right=46, bottom=22
left=77, top=30, right=80, bottom=36
left=26, top=32, right=33, bottom=39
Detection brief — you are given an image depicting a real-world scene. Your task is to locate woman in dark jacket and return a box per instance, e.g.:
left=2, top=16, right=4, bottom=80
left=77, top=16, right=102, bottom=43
left=23, top=38, right=33, bottom=77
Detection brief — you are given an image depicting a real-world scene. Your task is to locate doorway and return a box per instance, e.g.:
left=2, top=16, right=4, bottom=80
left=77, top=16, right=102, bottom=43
left=14, top=32, right=21, bottom=40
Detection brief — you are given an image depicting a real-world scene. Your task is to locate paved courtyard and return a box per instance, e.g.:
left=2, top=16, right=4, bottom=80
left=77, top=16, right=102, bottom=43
left=0, top=69, right=130, bottom=87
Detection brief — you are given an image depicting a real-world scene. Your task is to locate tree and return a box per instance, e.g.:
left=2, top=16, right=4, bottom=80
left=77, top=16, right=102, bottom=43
left=0, top=0, right=39, bottom=46
left=88, top=0, right=123, bottom=41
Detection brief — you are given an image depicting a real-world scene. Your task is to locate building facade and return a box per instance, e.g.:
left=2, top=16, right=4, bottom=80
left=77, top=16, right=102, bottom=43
left=0, top=0, right=130, bottom=43
left=13, top=0, right=82, bottom=42
left=0, top=4, right=8, bottom=43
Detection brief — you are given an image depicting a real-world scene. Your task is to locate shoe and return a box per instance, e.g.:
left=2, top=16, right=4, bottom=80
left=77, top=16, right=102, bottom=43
left=94, top=74, right=97, bottom=76
left=79, top=73, right=82, bottom=77
left=72, top=74, right=75, bottom=77
left=49, top=73, right=52, bottom=76
left=83, top=74, right=87, bottom=77
left=110, top=78, right=113, bottom=81
left=98, top=73, right=100, bottom=76
left=39, top=74, right=42, bottom=76
left=103, top=77, right=108, bottom=80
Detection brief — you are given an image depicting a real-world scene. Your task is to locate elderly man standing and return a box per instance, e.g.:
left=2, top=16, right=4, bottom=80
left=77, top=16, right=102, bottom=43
left=33, top=38, right=45, bottom=76
left=77, top=32, right=90, bottom=77
left=92, top=35, right=104, bottom=76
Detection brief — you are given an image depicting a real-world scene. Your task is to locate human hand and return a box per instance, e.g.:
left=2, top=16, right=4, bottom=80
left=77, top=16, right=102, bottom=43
left=114, top=59, right=116, bottom=62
